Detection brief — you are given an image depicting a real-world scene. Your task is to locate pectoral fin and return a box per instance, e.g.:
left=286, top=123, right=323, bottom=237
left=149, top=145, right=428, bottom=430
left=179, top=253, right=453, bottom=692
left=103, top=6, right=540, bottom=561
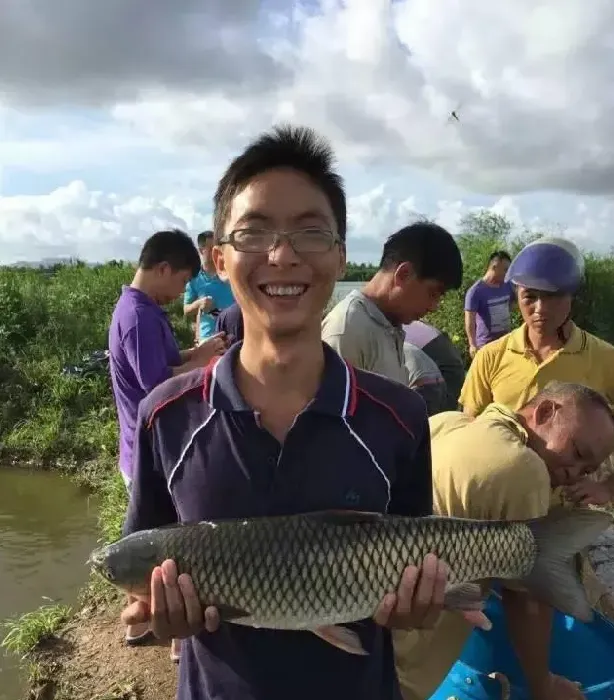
left=312, top=625, right=368, bottom=655
left=443, top=582, right=487, bottom=611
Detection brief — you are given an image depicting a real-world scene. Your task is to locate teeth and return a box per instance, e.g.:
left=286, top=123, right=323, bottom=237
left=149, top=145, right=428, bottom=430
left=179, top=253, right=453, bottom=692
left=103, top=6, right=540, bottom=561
left=264, top=285, right=306, bottom=297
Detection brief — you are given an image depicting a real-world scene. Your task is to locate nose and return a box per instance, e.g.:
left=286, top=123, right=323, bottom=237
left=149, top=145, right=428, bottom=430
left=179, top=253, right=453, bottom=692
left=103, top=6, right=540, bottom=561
left=533, top=297, right=544, bottom=314
left=268, top=237, right=301, bottom=266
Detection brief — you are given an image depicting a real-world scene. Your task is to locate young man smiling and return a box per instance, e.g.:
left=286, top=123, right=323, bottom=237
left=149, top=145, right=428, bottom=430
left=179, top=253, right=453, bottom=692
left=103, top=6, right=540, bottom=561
left=120, top=125, right=487, bottom=700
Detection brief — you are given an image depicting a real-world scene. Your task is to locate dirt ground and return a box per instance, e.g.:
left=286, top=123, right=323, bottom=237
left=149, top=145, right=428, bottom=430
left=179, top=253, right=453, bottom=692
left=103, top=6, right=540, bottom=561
left=28, top=606, right=178, bottom=700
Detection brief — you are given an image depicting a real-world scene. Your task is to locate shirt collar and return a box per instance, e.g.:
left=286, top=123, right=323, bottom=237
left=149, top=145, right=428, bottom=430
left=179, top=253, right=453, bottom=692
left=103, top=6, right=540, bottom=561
left=350, top=290, right=402, bottom=334
left=507, top=322, right=584, bottom=355
left=122, top=285, right=167, bottom=316
left=203, top=341, right=358, bottom=417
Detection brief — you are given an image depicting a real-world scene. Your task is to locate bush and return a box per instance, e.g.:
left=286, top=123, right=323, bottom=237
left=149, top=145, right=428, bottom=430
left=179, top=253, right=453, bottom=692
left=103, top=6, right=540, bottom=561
left=0, top=262, right=194, bottom=464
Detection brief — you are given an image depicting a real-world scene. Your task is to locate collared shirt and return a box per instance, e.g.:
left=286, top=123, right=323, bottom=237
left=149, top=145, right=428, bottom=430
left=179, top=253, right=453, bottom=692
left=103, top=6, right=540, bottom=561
left=108, top=285, right=181, bottom=481
left=322, top=290, right=408, bottom=385
left=184, top=270, right=235, bottom=340
left=459, top=321, right=614, bottom=416
left=124, top=342, right=432, bottom=700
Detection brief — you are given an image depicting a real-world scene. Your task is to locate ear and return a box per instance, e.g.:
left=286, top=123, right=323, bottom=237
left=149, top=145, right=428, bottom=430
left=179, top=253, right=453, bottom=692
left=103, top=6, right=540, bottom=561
left=336, top=244, right=347, bottom=281
left=392, top=261, right=415, bottom=287
left=157, top=261, right=171, bottom=277
left=212, top=245, right=229, bottom=282
left=533, top=399, right=558, bottom=427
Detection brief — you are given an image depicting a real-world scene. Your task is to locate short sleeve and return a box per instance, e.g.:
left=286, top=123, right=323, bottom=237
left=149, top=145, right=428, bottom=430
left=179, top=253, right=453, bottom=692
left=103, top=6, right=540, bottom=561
left=184, top=280, right=197, bottom=305
left=464, top=284, right=480, bottom=312
left=458, top=347, right=494, bottom=416
left=322, top=325, right=368, bottom=370
left=123, top=402, right=179, bottom=535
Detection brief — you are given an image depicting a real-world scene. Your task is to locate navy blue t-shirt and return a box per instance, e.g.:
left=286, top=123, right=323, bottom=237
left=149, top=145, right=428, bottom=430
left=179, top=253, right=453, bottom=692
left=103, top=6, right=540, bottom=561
left=124, top=342, right=433, bottom=700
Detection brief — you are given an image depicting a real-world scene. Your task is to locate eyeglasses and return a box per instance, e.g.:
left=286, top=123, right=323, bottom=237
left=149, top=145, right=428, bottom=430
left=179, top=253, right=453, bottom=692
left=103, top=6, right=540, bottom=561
left=218, top=227, right=340, bottom=254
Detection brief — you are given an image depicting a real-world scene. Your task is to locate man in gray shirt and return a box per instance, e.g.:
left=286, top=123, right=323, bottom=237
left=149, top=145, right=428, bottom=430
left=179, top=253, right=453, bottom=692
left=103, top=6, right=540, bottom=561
left=322, top=221, right=463, bottom=414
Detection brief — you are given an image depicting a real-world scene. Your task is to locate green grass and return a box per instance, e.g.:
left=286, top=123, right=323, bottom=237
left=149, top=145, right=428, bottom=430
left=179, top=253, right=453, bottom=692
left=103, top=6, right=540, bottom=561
left=1, top=604, right=72, bottom=657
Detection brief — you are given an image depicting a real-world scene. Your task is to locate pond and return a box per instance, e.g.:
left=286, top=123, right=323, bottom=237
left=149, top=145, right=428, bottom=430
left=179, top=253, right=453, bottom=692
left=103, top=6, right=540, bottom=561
left=0, top=467, right=100, bottom=700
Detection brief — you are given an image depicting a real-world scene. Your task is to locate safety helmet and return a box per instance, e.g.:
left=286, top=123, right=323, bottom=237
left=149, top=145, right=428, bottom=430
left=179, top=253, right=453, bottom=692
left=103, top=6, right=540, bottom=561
left=505, top=237, right=585, bottom=294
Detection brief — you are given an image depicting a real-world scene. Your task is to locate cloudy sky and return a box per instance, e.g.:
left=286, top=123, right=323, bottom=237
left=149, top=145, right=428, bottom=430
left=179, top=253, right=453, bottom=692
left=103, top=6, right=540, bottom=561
left=1, top=0, right=613, bottom=265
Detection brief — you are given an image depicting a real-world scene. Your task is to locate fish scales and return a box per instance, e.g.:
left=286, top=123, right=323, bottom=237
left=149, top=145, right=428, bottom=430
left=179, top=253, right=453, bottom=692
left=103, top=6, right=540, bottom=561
left=149, top=514, right=536, bottom=629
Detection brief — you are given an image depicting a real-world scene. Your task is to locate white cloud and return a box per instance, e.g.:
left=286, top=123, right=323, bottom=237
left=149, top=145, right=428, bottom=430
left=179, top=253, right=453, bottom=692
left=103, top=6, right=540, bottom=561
left=104, top=0, right=614, bottom=195
left=1, top=0, right=614, bottom=261
left=2, top=181, right=612, bottom=266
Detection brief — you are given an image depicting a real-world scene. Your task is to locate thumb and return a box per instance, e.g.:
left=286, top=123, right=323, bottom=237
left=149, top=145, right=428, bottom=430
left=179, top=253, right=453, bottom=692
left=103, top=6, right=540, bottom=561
left=121, top=599, right=151, bottom=626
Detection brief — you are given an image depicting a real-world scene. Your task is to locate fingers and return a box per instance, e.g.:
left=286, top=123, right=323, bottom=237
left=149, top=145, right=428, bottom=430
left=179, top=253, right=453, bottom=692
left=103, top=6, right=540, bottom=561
left=393, top=565, right=419, bottom=617
left=461, top=609, right=492, bottom=631
left=411, top=554, right=447, bottom=628
left=148, top=560, right=208, bottom=641
left=177, top=573, right=207, bottom=631
left=204, top=606, right=221, bottom=633
left=373, top=555, right=448, bottom=631
left=373, top=592, right=397, bottom=627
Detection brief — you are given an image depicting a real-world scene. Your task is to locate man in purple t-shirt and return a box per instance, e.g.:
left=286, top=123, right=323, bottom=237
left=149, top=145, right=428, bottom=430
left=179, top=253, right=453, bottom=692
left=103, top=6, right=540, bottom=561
left=108, top=229, right=228, bottom=648
left=464, top=250, right=515, bottom=356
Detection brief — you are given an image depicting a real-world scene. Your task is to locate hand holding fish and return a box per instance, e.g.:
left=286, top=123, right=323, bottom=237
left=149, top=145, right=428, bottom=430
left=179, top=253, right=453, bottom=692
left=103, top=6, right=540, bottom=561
left=564, top=477, right=612, bottom=507
left=372, top=553, right=491, bottom=632
left=121, top=560, right=219, bottom=641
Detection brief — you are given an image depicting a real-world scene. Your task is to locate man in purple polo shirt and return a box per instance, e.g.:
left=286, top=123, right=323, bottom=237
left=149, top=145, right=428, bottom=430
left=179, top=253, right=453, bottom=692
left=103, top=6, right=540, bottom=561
left=109, top=228, right=227, bottom=647
left=464, top=250, right=515, bottom=356
left=120, top=127, right=488, bottom=700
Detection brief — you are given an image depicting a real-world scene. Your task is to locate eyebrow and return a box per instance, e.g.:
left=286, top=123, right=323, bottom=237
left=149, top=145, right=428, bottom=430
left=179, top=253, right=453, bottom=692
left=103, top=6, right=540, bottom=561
left=234, top=209, right=331, bottom=228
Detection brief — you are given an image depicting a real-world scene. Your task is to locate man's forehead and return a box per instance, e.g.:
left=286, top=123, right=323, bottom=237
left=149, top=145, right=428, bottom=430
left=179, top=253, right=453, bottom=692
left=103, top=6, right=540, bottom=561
left=228, top=171, right=333, bottom=223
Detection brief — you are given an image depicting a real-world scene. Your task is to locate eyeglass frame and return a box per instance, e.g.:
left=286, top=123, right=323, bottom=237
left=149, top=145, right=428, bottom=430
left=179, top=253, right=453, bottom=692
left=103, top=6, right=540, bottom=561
left=216, top=227, right=343, bottom=254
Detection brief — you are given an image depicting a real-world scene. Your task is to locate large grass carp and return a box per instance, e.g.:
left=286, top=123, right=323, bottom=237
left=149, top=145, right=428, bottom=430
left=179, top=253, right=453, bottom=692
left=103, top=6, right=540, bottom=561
left=88, top=507, right=611, bottom=655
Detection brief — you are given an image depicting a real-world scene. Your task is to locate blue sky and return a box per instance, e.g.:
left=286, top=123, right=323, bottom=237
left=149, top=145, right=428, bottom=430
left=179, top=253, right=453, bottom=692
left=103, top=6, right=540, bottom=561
left=1, top=0, right=613, bottom=264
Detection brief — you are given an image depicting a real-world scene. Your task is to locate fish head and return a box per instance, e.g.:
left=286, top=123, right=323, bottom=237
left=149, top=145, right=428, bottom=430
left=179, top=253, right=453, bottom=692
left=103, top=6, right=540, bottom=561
left=88, top=530, right=161, bottom=596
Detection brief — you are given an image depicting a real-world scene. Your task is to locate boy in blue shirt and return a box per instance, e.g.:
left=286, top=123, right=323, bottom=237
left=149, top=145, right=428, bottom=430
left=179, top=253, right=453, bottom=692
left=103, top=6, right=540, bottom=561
left=184, top=230, right=235, bottom=342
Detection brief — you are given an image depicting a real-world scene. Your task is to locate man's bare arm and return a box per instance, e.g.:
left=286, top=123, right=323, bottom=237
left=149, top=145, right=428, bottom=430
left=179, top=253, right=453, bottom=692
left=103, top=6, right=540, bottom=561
left=501, top=589, right=554, bottom=697
left=464, top=310, right=477, bottom=353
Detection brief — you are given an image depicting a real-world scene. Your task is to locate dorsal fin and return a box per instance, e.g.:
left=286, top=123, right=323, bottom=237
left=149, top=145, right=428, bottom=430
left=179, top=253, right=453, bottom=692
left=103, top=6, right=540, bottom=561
left=302, top=510, right=384, bottom=526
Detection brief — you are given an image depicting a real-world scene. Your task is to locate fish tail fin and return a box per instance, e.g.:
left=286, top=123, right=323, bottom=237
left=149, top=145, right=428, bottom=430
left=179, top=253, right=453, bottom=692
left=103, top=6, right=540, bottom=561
left=523, top=507, right=612, bottom=622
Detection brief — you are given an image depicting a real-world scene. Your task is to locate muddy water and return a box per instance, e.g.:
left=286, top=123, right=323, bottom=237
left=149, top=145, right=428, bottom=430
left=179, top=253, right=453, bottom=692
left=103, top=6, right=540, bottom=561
left=0, top=467, right=100, bottom=700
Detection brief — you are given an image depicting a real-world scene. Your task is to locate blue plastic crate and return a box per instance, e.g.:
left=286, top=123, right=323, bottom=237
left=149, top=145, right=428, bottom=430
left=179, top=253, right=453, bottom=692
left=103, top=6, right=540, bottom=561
left=429, top=594, right=614, bottom=700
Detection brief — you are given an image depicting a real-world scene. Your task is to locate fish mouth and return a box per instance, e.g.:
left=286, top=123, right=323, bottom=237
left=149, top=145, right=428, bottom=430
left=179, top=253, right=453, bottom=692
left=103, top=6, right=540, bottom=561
left=86, top=547, right=113, bottom=580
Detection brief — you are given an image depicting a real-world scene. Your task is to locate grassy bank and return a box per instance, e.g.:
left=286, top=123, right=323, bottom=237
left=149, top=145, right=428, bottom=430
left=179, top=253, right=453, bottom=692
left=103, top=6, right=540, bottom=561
left=3, top=213, right=614, bottom=698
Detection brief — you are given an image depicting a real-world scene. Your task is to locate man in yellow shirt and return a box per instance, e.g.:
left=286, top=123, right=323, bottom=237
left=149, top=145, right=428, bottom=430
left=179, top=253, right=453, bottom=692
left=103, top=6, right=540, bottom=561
left=394, top=381, right=614, bottom=700
left=460, top=237, right=614, bottom=506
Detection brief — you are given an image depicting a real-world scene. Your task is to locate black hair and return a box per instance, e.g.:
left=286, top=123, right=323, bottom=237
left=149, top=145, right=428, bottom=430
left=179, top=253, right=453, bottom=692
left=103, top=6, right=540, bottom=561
left=197, top=230, right=214, bottom=247
left=488, top=250, right=511, bottom=265
left=213, top=124, right=346, bottom=241
left=379, top=221, right=463, bottom=290
left=138, top=229, right=201, bottom=278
